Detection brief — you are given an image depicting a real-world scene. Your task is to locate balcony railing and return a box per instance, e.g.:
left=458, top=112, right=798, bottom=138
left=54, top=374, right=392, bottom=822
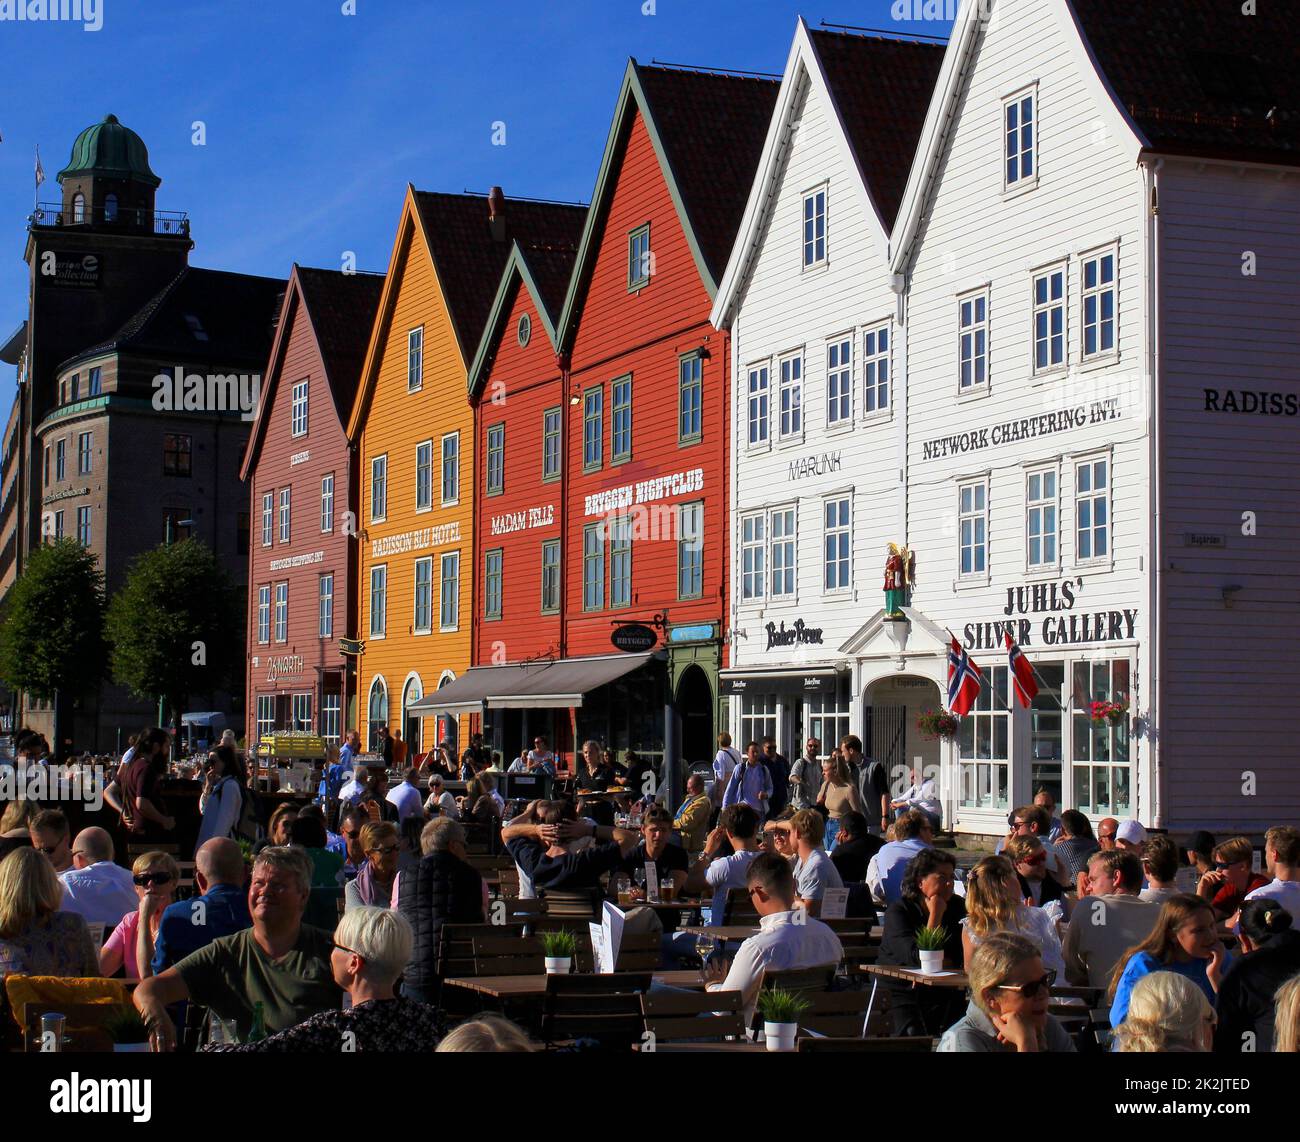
left=30, top=201, right=189, bottom=237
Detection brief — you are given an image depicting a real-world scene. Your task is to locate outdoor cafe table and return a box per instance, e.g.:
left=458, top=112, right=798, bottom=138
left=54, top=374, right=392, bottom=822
left=443, top=968, right=707, bottom=1001
left=680, top=924, right=885, bottom=942
left=860, top=963, right=969, bottom=1028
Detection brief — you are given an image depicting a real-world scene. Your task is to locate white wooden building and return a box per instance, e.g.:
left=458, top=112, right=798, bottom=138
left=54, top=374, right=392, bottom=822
left=717, top=1, right=1300, bottom=838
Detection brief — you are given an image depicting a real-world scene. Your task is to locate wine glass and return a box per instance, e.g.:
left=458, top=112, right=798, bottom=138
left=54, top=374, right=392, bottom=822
left=695, top=935, right=717, bottom=967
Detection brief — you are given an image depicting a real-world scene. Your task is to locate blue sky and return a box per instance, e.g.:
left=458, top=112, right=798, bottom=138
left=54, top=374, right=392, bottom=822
left=0, top=0, right=954, bottom=408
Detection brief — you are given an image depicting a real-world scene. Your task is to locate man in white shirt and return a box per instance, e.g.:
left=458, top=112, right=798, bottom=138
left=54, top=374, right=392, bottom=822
left=58, top=827, right=138, bottom=925
left=790, top=809, right=843, bottom=917
left=386, top=767, right=425, bottom=823
left=705, top=852, right=843, bottom=1027
left=1243, top=825, right=1300, bottom=921
left=682, top=804, right=763, bottom=927
left=867, top=810, right=934, bottom=905
left=890, top=769, right=942, bottom=827
left=423, top=774, right=459, bottom=819
left=1062, top=850, right=1158, bottom=989
left=712, top=732, right=741, bottom=807
left=338, top=764, right=367, bottom=806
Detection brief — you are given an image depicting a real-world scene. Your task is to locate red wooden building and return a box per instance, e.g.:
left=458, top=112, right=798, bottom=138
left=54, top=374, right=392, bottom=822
left=241, top=265, right=383, bottom=745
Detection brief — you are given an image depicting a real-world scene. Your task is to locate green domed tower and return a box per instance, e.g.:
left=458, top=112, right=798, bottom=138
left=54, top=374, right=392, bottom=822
left=56, top=113, right=162, bottom=231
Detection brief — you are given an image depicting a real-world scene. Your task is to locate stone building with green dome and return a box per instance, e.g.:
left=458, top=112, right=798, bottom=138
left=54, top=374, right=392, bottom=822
left=2, top=113, right=284, bottom=754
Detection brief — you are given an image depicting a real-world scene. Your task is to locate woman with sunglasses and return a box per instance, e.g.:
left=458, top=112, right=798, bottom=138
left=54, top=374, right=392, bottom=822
left=1008, top=835, right=1068, bottom=922
left=1108, top=894, right=1230, bottom=1031
left=938, top=931, right=1076, bottom=1052
left=99, top=850, right=180, bottom=980
left=1196, top=836, right=1269, bottom=921
left=345, top=821, right=401, bottom=911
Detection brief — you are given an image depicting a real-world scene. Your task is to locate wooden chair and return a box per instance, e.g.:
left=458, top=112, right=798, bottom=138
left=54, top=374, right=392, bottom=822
left=1049, top=985, right=1109, bottom=1051
left=472, top=934, right=547, bottom=976
left=573, top=932, right=661, bottom=973
left=539, top=887, right=603, bottom=921
left=761, top=965, right=837, bottom=995
left=175, top=861, right=198, bottom=899
left=722, top=887, right=759, bottom=924
left=821, top=918, right=878, bottom=969
left=437, top=922, right=525, bottom=979
left=797, top=1035, right=934, bottom=1053
left=641, top=989, right=746, bottom=1043
left=540, top=972, right=653, bottom=1049
left=799, top=991, right=874, bottom=1038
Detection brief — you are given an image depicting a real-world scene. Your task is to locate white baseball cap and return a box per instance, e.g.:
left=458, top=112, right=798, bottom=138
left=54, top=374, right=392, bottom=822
left=1116, top=819, right=1147, bottom=845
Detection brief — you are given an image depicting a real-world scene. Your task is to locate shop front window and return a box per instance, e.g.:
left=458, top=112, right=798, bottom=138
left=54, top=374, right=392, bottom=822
left=958, top=666, right=1009, bottom=810
left=806, top=677, right=850, bottom=759
left=740, top=694, right=778, bottom=749
left=1071, top=659, right=1131, bottom=815
left=256, top=695, right=275, bottom=741
left=1029, top=661, right=1065, bottom=807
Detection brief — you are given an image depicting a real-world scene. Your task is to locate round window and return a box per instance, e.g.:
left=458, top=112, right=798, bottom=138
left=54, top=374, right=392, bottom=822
left=517, top=313, right=532, bottom=348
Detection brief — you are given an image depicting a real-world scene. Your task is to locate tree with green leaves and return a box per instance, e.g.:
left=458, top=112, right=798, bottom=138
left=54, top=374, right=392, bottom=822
left=105, top=538, right=242, bottom=734
left=0, top=538, right=108, bottom=710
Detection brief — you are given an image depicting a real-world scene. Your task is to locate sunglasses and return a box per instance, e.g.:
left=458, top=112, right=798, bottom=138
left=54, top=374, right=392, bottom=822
left=331, top=940, right=364, bottom=960
left=133, top=872, right=174, bottom=887
left=1021, top=852, right=1048, bottom=866
left=367, top=845, right=400, bottom=856
left=996, top=969, right=1057, bottom=998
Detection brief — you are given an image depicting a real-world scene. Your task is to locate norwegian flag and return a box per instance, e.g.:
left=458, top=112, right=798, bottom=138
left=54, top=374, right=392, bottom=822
left=1005, top=630, right=1039, bottom=708
left=947, top=636, right=983, bottom=717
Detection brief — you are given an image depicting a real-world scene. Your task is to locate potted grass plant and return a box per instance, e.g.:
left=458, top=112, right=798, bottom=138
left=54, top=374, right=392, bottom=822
left=105, top=1006, right=151, bottom=1053
left=756, top=987, right=811, bottom=1052
left=540, top=930, right=578, bottom=975
left=915, top=925, right=949, bottom=974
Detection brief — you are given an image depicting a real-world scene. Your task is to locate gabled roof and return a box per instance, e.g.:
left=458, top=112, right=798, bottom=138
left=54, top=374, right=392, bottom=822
left=1068, top=0, right=1300, bottom=167
left=241, top=264, right=384, bottom=481
left=714, top=19, right=943, bottom=326
left=558, top=60, right=779, bottom=349
left=467, top=212, right=586, bottom=400
left=349, top=186, right=583, bottom=437
left=63, top=266, right=286, bottom=370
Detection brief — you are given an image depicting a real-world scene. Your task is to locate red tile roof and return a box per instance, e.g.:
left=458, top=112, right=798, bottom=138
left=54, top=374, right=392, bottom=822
left=1070, top=0, right=1300, bottom=166
left=412, top=191, right=587, bottom=362
left=295, top=266, right=384, bottom=422
left=634, top=64, right=781, bottom=285
left=807, top=30, right=946, bottom=227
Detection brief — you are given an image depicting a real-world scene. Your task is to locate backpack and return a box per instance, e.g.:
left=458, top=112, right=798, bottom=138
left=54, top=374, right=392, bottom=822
left=232, top=782, right=262, bottom=844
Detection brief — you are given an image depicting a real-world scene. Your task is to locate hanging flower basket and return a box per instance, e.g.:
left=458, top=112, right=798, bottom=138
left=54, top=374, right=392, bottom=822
left=1089, top=696, right=1129, bottom=726
left=916, top=709, right=960, bottom=739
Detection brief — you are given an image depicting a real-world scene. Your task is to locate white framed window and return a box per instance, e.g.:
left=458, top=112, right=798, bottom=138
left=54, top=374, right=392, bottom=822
left=484, top=549, right=503, bottom=619
left=1026, top=468, right=1059, bottom=569
left=747, top=365, right=769, bottom=447
left=1075, top=456, right=1110, bottom=562
left=677, top=501, right=703, bottom=600
left=261, top=492, right=274, bottom=547
left=1004, top=88, right=1036, bottom=189
left=583, top=523, right=604, bottom=611
left=628, top=224, right=651, bottom=290
left=292, top=693, right=312, bottom=733
left=440, top=434, right=459, bottom=506
left=416, top=440, right=433, bottom=511
left=278, top=487, right=291, bottom=543
left=958, top=666, right=1010, bottom=809
left=407, top=327, right=424, bottom=391
left=771, top=507, right=796, bottom=598
left=321, top=693, right=341, bottom=745
left=318, top=573, right=334, bottom=638
left=610, top=515, right=632, bottom=608
left=414, top=557, right=433, bottom=633
left=291, top=379, right=309, bottom=437
left=959, top=290, right=989, bottom=392
left=368, top=678, right=388, bottom=729
left=740, top=695, right=779, bottom=750
left=486, top=424, right=505, bottom=495
left=863, top=323, right=890, bottom=413
left=371, top=455, right=387, bottom=522
left=256, top=695, right=275, bottom=741
left=320, top=474, right=334, bottom=533
left=439, top=552, right=460, bottom=631
left=1082, top=249, right=1117, bottom=360
left=1032, top=266, right=1065, bottom=373
left=827, top=338, right=852, bottom=426
left=802, top=187, right=826, bottom=268
left=274, top=582, right=288, bottom=642
left=778, top=355, right=802, bottom=439
left=959, top=480, right=988, bottom=577
left=679, top=354, right=702, bottom=444
left=741, top=513, right=766, bottom=602
left=583, top=388, right=603, bottom=471
left=542, top=408, right=562, bottom=482
left=823, top=496, right=851, bottom=592
left=257, top=586, right=271, bottom=644
left=541, top=540, right=561, bottom=614
left=370, top=565, right=387, bottom=638
left=611, top=376, right=632, bottom=464
left=1071, top=658, right=1132, bottom=816
left=77, top=431, right=93, bottom=475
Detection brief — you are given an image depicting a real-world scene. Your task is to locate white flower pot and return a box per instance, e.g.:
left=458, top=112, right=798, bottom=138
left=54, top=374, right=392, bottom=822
left=544, top=957, right=571, bottom=975
left=764, top=1021, right=799, bottom=1052
left=918, top=949, right=945, bottom=974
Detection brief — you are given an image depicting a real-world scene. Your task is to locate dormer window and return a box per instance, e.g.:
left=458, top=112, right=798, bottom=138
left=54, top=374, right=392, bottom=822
left=72, top=193, right=86, bottom=224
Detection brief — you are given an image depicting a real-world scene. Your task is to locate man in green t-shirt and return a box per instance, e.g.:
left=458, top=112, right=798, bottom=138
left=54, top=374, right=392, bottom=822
left=135, top=846, right=342, bottom=1048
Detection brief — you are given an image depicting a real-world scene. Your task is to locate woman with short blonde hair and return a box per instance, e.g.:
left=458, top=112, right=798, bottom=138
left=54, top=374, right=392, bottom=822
left=437, top=1013, right=537, bottom=1052
left=345, top=821, right=400, bottom=911
left=0, top=848, right=98, bottom=977
left=1113, top=971, right=1214, bottom=1052
left=100, top=850, right=181, bottom=980
left=0, top=798, right=42, bottom=837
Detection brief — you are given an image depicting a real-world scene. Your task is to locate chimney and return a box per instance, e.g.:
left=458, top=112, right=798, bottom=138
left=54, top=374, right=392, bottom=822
left=488, top=186, right=506, bottom=242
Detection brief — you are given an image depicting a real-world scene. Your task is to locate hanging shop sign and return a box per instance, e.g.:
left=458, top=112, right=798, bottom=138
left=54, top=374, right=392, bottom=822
left=723, top=671, right=838, bottom=696
left=764, top=618, right=824, bottom=651
left=611, top=623, right=658, bottom=653
left=339, top=638, right=365, bottom=656
left=669, top=623, right=716, bottom=644
left=961, top=577, right=1138, bottom=649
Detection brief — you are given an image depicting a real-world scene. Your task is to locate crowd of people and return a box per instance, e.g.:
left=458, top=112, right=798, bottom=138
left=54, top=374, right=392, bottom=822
left=0, top=721, right=1298, bottom=1057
